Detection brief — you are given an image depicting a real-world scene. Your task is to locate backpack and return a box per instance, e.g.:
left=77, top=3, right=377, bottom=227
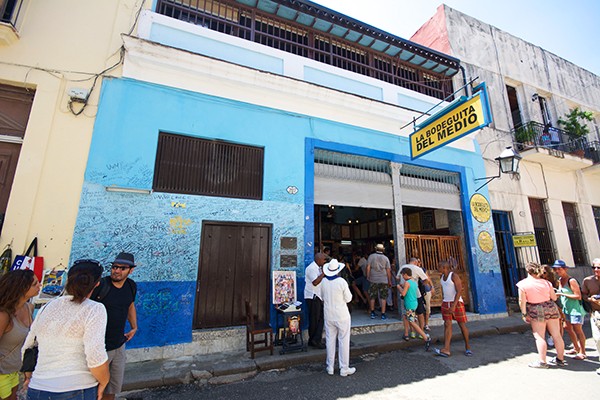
left=568, top=277, right=591, bottom=313
left=93, top=276, right=137, bottom=302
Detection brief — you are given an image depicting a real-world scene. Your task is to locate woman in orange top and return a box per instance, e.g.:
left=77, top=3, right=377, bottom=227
left=516, top=262, right=565, bottom=368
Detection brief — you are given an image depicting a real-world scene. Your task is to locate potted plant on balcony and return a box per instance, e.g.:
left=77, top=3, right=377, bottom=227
left=514, top=122, right=537, bottom=150
left=558, top=107, right=593, bottom=156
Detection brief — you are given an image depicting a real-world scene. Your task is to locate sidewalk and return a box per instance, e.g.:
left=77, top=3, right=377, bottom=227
left=122, top=314, right=529, bottom=392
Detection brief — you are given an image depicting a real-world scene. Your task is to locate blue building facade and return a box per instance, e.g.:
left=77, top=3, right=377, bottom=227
left=69, top=2, right=506, bottom=352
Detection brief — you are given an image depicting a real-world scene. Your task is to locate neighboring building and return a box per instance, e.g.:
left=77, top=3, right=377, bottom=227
left=3, top=0, right=513, bottom=360
left=0, top=0, right=145, bottom=265
left=412, top=5, right=600, bottom=300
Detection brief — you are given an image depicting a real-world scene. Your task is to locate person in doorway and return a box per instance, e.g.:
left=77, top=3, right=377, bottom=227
left=91, top=252, right=138, bottom=400
left=552, top=259, right=587, bottom=360
left=320, top=259, right=355, bottom=377
left=0, top=270, right=40, bottom=400
left=366, top=244, right=391, bottom=320
left=304, top=252, right=326, bottom=349
left=516, top=262, right=565, bottom=368
left=356, top=252, right=370, bottom=305
left=349, top=254, right=367, bottom=307
left=418, top=259, right=434, bottom=332
left=434, top=260, right=471, bottom=357
left=397, top=268, right=431, bottom=351
left=581, top=257, right=600, bottom=375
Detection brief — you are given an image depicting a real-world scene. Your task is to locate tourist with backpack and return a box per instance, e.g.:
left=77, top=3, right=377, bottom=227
left=91, top=252, right=138, bottom=400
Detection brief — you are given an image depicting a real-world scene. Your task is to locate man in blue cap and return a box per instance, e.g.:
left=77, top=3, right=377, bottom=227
left=91, top=252, right=138, bottom=400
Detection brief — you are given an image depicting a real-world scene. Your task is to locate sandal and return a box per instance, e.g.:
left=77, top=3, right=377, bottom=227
left=402, top=335, right=410, bottom=341
left=573, top=354, right=587, bottom=360
left=434, top=348, right=449, bottom=358
left=464, top=349, right=473, bottom=356
left=565, top=349, right=577, bottom=355
left=528, top=361, right=549, bottom=369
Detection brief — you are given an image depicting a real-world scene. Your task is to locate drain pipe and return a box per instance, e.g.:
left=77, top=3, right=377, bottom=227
left=459, top=64, right=470, bottom=97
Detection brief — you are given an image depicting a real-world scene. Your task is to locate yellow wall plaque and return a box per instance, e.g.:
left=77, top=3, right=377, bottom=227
left=512, top=234, right=537, bottom=247
left=470, top=193, right=491, bottom=223
left=478, top=231, right=494, bottom=253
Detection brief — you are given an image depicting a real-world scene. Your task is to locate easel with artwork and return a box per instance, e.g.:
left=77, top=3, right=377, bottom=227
left=272, top=271, right=306, bottom=354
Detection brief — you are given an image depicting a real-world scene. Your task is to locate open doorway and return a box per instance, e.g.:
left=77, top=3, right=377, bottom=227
left=313, top=204, right=471, bottom=309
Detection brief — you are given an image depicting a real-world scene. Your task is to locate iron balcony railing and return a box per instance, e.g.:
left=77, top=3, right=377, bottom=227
left=0, top=0, right=24, bottom=28
left=511, top=121, right=598, bottom=163
left=155, top=0, right=453, bottom=100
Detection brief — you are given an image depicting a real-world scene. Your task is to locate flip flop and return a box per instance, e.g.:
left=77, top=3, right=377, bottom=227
left=574, top=354, right=587, bottom=360
left=434, top=348, right=449, bottom=358
left=464, top=350, right=473, bottom=356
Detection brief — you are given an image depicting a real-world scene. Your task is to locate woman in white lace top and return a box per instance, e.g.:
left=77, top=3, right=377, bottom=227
left=22, top=260, right=109, bottom=400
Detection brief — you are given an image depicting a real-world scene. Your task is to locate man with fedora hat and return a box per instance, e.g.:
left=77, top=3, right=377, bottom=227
left=320, top=259, right=355, bottom=377
left=91, top=252, right=138, bottom=400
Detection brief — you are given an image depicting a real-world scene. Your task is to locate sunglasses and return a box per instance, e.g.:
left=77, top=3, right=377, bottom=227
left=593, top=266, right=600, bottom=270
left=111, top=265, right=132, bottom=271
left=73, top=259, right=103, bottom=268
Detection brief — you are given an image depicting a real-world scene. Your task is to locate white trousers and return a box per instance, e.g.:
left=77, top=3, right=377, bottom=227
left=592, top=311, right=600, bottom=355
left=325, top=318, right=351, bottom=371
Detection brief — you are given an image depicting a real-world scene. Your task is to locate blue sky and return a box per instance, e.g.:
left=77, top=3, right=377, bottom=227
left=311, top=0, right=600, bottom=76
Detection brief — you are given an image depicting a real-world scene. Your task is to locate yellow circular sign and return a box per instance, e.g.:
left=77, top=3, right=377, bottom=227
left=470, top=193, right=491, bottom=223
left=478, top=231, right=494, bottom=253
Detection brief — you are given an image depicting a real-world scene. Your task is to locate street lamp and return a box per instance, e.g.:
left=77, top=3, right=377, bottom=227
left=475, top=146, right=522, bottom=191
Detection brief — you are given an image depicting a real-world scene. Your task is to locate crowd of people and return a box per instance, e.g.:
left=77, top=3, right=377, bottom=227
left=305, top=244, right=473, bottom=376
left=517, top=258, right=600, bottom=370
left=0, top=253, right=138, bottom=400
left=306, top=245, right=600, bottom=375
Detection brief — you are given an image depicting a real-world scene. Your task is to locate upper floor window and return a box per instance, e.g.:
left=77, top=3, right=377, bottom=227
left=153, top=132, right=264, bottom=200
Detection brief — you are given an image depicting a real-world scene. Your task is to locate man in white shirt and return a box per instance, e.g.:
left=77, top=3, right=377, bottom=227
left=321, top=259, right=355, bottom=377
left=305, top=252, right=326, bottom=349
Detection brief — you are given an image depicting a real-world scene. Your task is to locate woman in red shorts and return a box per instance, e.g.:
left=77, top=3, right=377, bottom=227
left=517, top=262, right=565, bottom=368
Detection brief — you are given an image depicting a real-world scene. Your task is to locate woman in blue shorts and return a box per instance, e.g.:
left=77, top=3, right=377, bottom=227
left=552, top=260, right=587, bottom=360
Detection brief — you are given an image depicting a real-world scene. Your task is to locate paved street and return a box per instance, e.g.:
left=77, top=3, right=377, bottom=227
left=127, top=328, right=598, bottom=400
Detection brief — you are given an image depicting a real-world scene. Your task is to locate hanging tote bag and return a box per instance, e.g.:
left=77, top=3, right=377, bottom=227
left=11, top=238, right=44, bottom=281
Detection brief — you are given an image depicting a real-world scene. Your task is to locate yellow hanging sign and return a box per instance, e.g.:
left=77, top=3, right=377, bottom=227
left=409, top=83, right=492, bottom=159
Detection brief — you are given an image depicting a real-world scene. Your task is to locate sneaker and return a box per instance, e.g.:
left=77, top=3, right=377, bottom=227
left=370, top=311, right=377, bottom=319
left=381, top=313, right=387, bottom=320
left=548, top=357, right=567, bottom=367
left=340, top=367, right=356, bottom=377
left=528, top=361, right=549, bottom=369
left=410, top=331, right=417, bottom=339
left=326, top=368, right=334, bottom=376
left=424, top=325, right=431, bottom=332
left=425, top=335, right=431, bottom=351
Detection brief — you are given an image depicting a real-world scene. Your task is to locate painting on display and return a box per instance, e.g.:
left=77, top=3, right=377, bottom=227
left=272, top=270, right=296, bottom=304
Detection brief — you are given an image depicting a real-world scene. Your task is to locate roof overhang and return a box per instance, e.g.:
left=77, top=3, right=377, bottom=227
left=234, top=0, right=460, bottom=77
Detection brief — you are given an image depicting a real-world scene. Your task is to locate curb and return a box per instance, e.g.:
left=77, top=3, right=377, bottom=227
left=122, top=319, right=529, bottom=392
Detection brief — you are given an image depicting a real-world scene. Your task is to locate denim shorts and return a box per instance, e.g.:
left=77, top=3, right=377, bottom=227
left=28, top=386, right=97, bottom=400
left=564, top=313, right=584, bottom=325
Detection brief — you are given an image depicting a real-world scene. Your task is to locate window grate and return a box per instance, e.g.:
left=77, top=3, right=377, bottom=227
left=562, top=202, right=587, bottom=266
left=153, top=133, right=264, bottom=200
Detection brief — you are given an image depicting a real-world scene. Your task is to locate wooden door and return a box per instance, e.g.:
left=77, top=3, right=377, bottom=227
left=404, top=234, right=469, bottom=307
left=0, top=83, right=35, bottom=229
left=194, top=221, right=271, bottom=329
left=0, top=142, right=21, bottom=218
